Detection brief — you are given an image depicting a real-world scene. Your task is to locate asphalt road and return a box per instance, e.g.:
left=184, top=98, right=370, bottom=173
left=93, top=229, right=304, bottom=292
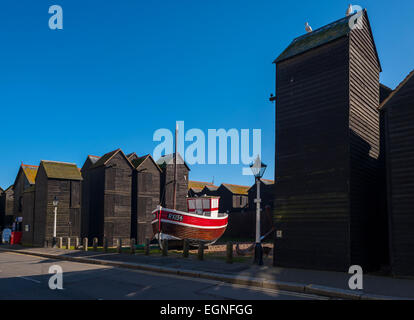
left=0, top=251, right=326, bottom=300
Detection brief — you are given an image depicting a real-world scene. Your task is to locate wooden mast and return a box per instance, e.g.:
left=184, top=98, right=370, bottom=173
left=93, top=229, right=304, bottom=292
left=173, top=123, right=178, bottom=210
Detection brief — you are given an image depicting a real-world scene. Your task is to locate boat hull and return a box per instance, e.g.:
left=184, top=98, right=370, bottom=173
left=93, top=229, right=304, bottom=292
left=152, top=208, right=228, bottom=244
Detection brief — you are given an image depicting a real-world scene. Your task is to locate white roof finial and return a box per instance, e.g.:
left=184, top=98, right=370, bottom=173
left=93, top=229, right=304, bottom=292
left=346, top=4, right=353, bottom=16
left=305, top=22, right=312, bottom=33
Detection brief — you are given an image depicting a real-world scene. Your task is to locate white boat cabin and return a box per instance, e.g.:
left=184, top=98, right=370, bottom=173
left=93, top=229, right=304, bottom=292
left=187, top=196, right=220, bottom=218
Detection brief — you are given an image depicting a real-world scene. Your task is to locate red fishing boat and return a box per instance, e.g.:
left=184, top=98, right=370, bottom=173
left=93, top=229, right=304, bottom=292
left=152, top=124, right=228, bottom=247
left=152, top=196, right=228, bottom=246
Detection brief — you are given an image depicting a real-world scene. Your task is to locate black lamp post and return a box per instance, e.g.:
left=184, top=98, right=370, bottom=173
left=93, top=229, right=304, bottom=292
left=52, top=196, right=59, bottom=248
left=250, top=156, right=267, bottom=266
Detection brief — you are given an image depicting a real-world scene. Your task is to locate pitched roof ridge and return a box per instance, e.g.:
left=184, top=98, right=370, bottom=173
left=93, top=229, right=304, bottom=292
left=380, top=83, right=393, bottom=91
left=93, top=148, right=135, bottom=170
left=190, top=180, right=214, bottom=184
left=21, top=164, right=39, bottom=168
left=126, top=152, right=138, bottom=160
left=41, top=160, right=77, bottom=165
left=133, top=154, right=162, bottom=172
left=379, top=70, right=414, bottom=110
left=221, top=183, right=250, bottom=195
left=222, top=183, right=249, bottom=187
left=293, top=12, right=356, bottom=43
left=102, top=148, right=121, bottom=156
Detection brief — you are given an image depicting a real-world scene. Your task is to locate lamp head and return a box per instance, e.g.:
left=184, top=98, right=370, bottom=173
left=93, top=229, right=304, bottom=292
left=53, top=196, right=59, bottom=207
left=250, top=155, right=267, bottom=179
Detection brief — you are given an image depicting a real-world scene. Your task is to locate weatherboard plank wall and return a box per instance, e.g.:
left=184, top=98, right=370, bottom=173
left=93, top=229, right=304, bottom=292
left=82, top=150, right=134, bottom=247
left=103, top=151, right=133, bottom=246
left=274, top=36, right=351, bottom=271
left=383, top=71, right=414, bottom=277
left=273, top=11, right=383, bottom=272
left=348, top=13, right=385, bottom=270
left=157, top=154, right=189, bottom=213
left=33, top=161, right=82, bottom=246
left=215, top=184, right=249, bottom=214
left=80, top=155, right=100, bottom=239
left=21, top=186, right=35, bottom=245
left=0, top=188, right=3, bottom=228
left=378, top=84, right=393, bottom=261
left=83, top=164, right=105, bottom=243
left=131, top=155, right=161, bottom=244
left=13, top=165, right=37, bottom=224
left=0, top=187, right=13, bottom=228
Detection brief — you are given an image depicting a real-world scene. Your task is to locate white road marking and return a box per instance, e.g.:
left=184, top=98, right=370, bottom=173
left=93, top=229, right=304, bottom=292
left=122, top=268, right=328, bottom=300
left=17, top=276, right=41, bottom=284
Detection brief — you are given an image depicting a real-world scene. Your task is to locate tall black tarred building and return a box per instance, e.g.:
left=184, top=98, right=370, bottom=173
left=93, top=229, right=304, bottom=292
left=130, top=154, right=161, bottom=244
left=82, top=149, right=134, bottom=246
left=156, top=153, right=190, bottom=212
left=273, top=10, right=385, bottom=271
left=248, top=179, right=274, bottom=211
left=13, top=164, right=38, bottom=225
left=80, top=155, right=100, bottom=238
left=0, top=187, right=4, bottom=228
left=201, top=184, right=219, bottom=197
left=188, top=181, right=215, bottom=198
left=32, top=161, right=82, bottom=246
left=216, top=184, right=249, bottom=213
left=0, top=186, right=14, bottom=228
left=380, top=71, right=414, bottom=277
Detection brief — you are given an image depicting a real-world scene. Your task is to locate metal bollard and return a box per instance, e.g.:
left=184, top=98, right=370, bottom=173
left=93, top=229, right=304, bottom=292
left=145, top=238, right=150, bottom=256
left=117, top=238, right=122, bottom=253
left=162, top=239, right=168, bottom=256
left=226, top=242, right=233, bottom=264
left=183, top=239, right=189, bottom=258
left=66, top=237, right=71, bottom=250
left=130, top=239, right=136, bottom=254
left=74, top=237, right=80, bottom=250
left=83, top=237, right=88, bottom=251
left=58, top=237, right=63, bottom=249
left=93, top=237, right=98, bottom=251
left=197, top=242, right=204, bottom=261
left=103, top=237, right=108, bottom=253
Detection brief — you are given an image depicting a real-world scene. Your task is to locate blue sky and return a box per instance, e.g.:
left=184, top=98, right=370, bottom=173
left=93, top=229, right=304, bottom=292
left=0, top=0, right=413, bottom=189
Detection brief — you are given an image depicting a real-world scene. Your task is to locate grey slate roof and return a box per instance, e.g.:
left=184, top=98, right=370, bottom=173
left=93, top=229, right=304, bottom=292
left=274, top=14, right=355, bottom=63
left=274, top=15, right=353, bottom=63
left=274, top=9, right=381, bottom=72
